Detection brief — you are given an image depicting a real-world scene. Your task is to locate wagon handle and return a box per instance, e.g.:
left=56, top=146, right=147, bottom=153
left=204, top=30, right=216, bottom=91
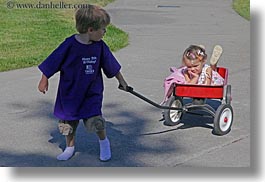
left=119, top=85, right=182, bottom=111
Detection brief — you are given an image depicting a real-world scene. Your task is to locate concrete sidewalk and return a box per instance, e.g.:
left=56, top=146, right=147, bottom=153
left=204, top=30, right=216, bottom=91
left=0, top=0, right=250, bottom=168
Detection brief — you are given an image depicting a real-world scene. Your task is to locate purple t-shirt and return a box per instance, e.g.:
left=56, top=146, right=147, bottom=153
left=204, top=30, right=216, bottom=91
left=38, top=35, right=121, bottom=120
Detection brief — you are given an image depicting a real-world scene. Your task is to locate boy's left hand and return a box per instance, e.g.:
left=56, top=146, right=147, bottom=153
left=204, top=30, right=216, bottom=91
left=118, top=81, right=128, bottom=91
left=115, top=71, right=128, bottom=91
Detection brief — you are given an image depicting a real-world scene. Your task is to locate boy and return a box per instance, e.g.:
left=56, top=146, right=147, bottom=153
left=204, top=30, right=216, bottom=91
left=38, top=5, right=128, bottom=161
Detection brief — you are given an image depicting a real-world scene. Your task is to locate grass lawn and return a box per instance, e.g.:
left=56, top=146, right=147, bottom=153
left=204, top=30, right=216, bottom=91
left=233, top=0, right=250, bottom=20
left=0, top=0, right=128, bottom=72
left=0, top=0, right=249, bottom=72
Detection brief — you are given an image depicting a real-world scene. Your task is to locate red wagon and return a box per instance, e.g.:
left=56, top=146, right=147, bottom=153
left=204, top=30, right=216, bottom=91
left=122, top=67, right=233, bottom=136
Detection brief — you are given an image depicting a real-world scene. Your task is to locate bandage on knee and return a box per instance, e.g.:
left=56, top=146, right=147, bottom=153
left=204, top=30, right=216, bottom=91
left=58, top=120, right=75, bottom=135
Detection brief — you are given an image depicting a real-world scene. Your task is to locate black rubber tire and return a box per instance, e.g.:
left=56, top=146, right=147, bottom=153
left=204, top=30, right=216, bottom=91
left=213, top=104, right=233, bottom=135
left=164, top=96, right=183, bottom=126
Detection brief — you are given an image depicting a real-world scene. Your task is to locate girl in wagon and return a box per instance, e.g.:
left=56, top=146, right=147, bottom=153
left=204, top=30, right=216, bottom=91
left=162, top=45, right=224, bottom=103
left=182, top=44, right=224, bottom=85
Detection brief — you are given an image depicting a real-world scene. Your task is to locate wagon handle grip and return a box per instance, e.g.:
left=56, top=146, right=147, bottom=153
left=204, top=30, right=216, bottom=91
left=118, top=84, right=133, bottom=92
left=126, top=86, right=134, bottom=92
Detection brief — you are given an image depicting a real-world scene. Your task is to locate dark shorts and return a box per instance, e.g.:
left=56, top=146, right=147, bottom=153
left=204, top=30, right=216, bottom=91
left=58, top=115, right=106, bottom=135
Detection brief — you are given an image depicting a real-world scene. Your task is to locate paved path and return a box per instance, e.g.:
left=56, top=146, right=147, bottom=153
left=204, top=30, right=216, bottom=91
left=0, top=0, right=250, bottom=168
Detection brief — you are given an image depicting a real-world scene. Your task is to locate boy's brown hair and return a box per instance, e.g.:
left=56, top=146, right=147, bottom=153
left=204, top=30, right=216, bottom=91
left=75, top=5, right=110, bottom=33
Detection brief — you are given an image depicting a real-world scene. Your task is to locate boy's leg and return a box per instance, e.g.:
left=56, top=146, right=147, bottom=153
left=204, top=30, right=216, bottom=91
left=84, top=116, right=111, bottom=161
left=97, top=129, right=106, bottom=140
left=57, top=120, right=79, bottom=161
left=66, top=133, right=75, bottom=147
left=210, top=45, right=223, bottom=71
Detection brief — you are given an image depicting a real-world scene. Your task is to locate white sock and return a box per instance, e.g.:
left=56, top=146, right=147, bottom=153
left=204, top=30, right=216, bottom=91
left=99, top=137, right=111, bottom=161
left=57, top=146, right=75, bottom=161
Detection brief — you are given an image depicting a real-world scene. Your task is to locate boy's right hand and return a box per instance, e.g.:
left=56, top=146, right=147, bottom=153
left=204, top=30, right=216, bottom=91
left=38, top=74, right=49, bottom=94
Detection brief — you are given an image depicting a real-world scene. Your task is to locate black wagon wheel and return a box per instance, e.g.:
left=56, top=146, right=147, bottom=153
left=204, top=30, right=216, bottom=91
left=164, top=96, right=183, bottom=126
left=213, top=104, right=233, bottom=135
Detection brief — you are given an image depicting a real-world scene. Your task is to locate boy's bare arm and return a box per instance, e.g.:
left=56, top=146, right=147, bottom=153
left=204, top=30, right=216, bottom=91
left=115, top=71, right=128, bottom=91
left=38, top=74, right=49, bottom=94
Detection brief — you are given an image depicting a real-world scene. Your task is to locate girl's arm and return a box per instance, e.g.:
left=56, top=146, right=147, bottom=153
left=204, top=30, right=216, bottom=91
left=184, top=70, right=199, bottom=84
left=205, top=67, right=212, bottom=85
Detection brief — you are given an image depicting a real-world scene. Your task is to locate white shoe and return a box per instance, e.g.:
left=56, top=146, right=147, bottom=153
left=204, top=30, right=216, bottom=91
left=99, top=138, right=111, bottom=162
left=56, top=146, right=75, bottom=161
left=210, top=45, right=223, bottom=66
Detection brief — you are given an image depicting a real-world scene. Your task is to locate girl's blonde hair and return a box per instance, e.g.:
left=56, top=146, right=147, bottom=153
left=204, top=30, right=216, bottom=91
left=183, top=45, right=207, bottom=61
left=75, top=5, right=110, bottom=33
left=182, top=45, right=207, bottom=65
